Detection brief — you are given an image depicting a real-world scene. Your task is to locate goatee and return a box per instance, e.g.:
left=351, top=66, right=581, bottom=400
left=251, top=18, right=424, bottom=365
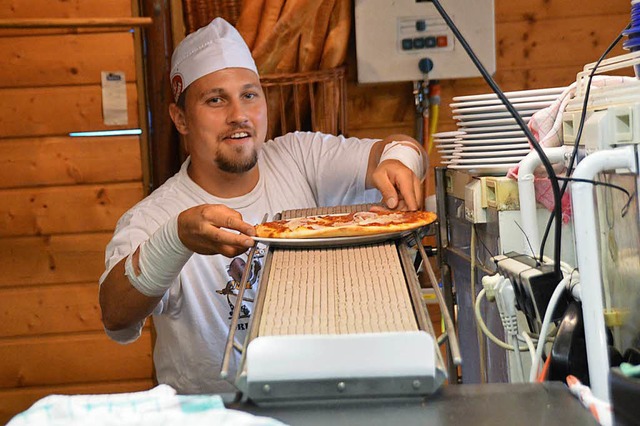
left=216, top=146, right=258, bottom=173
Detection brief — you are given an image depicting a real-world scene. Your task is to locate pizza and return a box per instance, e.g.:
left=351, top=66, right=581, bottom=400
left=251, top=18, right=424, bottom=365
left=255, top=210, right=437, bottom=239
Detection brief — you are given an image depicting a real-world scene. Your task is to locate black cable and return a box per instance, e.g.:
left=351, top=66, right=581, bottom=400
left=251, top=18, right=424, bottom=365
left=555, top=176, right=634, bottom=217
left=473, top=224, right=495, bottom=258
left=622, top=189, right=638, bottom=217
left=429, top=0, right=563, bottom=278
left=494, top=252, right=540, bottom=266
left=513, top=221, right=539, bottom=266
left=537, top=25, right=628, bottom=258
left=556, top=177, right=631, bottom=198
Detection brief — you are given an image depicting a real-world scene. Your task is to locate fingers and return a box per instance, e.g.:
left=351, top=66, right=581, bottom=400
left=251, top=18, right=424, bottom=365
left=373, top=160, right=423, bottom=211
left=369, top=204, right=392, bottom=213
left=414, top=174, right=424, bottom=210
left=374, top=171, right=400, bottom=209
left=394, top=172, right=420, bottom=211
left=220, top=211, right=256, bottom=236
left=178, top=205, right=256, bottom=255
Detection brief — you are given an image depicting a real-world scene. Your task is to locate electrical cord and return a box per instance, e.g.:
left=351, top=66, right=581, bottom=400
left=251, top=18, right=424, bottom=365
left=497, top=276, right=526, bottom=381
left=537, top=353, right=552, bottom=382
left=539, top=255, right=578, bottom=278
left=537, top=25, right=628, bottom=259
left=514, top=220, right=540, bottom=266
left=474, top=288, right=530, bottom=351
left=474, top=290, right=555, bottom=349
left=471, top=223, right=488, bottom=382
left=555, top=176, right=634, bottom=217
left=475, top=280, right=556, bottom=383
left=512, top=331, right=526, bottom=382
left=473, top=224, right=495, bottom=259
left=529, top=275, right=572, bottom=382
left=521, top=331, right=538, bottom=366
left=518, top=330, right=556, bottom=343
left=429, top=0, right=563, bottom=278
left=494, top=252, right=540, bottom=266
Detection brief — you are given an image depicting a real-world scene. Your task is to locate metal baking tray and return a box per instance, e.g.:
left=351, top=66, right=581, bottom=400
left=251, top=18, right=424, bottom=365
left=251, top=229, right=414, bottom=248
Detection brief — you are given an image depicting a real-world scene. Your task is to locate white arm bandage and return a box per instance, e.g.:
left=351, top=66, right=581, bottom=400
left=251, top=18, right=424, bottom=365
left=379, top=141, right=426, bottom=181
left=124, top=215, right=194, bottom=297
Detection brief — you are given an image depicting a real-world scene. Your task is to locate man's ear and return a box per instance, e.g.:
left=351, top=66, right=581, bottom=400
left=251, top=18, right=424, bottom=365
left=169, top=103, right=188, bottom=135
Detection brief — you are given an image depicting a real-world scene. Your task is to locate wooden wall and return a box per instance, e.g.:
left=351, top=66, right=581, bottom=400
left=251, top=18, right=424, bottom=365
left=0, top=0, right=634, bottom=423
left=0, top=1, right=153, bottom=423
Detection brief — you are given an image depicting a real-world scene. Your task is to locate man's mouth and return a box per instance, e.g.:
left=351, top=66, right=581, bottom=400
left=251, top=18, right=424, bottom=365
left=225, top=131, right=251, bottom=141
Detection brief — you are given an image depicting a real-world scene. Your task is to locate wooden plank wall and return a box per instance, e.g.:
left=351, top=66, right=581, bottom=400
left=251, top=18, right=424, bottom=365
left=0, top=1, right=152, bottom=423
left=0, top=0, right=634, bottom=423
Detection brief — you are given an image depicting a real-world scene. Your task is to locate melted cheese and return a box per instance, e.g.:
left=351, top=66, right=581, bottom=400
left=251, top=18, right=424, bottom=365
left=285, top=217, right=311, bottom=231
left=353, top=211, right=404, bottom=225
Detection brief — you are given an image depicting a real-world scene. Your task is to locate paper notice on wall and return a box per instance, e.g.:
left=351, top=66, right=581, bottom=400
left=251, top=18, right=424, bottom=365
left=101, top=71, right=128, bottom=126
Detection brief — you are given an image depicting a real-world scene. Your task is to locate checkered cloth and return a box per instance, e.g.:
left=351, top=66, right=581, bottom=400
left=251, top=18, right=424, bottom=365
left=507, top=76, right=633, bottom=223
left=7, top=385, right=286, bottom=426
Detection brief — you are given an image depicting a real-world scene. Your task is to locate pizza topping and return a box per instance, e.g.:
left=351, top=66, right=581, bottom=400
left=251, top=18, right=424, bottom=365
left=255, top=210, right=437, bottom=239
left=284, top=217, right=311, bottom=231
left=353, top=211, right=405, bottom=225
left=353, top=211, right=377, bottom=221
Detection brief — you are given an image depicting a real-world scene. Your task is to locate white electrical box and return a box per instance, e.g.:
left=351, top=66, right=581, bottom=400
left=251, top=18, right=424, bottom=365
left=354, top=0, right=496, bottom=83
left=464, top=179, right=487, bottom=224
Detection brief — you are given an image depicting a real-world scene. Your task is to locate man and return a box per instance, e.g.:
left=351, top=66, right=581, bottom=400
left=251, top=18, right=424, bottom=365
left=99, top=18, right=427, bottom=394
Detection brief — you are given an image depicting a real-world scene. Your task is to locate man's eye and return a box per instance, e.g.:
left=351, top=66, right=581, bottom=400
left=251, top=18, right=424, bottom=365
left=244, top=92, right=258, bottom=100
left=207, top=97, right=223, bottom=104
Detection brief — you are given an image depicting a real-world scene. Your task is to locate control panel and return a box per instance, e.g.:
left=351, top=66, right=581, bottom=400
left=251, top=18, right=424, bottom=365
left=355, top=0, right=495, bottom=83
left=398, top=17, right=453, bottom=54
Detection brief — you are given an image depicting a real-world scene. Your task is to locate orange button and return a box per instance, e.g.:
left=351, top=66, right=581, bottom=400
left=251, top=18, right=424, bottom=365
left=436, top=36, right=448, bottom=47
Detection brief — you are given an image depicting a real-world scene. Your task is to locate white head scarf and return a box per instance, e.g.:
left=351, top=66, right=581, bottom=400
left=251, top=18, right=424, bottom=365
left=169, top=17, right=258, bottom=102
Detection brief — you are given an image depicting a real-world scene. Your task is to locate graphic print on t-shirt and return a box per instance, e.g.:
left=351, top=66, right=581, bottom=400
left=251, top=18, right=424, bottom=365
left=216, top=249, right=264, bottom=321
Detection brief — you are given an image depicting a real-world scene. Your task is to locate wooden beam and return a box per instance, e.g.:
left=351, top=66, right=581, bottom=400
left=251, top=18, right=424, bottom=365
left=0, top=233, right=111, bottom=287
left=141, top=0, right=182, bottom=191
left=0, top=332, right=153, bottom=388
left=0, top=17, right=152, bottom=29
left=0, top=84, right=139, bottom=138
left=0, top=32, right=136, bottom=88
left=0, top=182, right=144, bottom=237
left=0, top=136, right=142, bottom=189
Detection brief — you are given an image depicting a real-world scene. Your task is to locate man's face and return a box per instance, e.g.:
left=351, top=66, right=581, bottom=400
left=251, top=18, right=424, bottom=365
left=175, top=67, right=268, bottom=175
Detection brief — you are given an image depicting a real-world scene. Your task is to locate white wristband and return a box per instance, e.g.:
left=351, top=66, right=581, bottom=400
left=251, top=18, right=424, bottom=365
left=379, top=141, right=426, bottom=181
left=125, top=216, right=194, bottom=297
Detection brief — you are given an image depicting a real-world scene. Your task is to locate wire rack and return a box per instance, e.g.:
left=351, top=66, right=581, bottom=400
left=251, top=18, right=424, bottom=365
left=182, top=0, right=242, bottom=30
left=260, top=67, right=347, bottom=140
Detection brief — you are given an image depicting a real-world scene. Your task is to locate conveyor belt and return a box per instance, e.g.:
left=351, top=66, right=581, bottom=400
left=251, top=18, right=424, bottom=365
left=281, top=204, right=379, bottom=220
left=258, top=244, right=418, bottom=336
left=224, top=204, right=449, bottom=403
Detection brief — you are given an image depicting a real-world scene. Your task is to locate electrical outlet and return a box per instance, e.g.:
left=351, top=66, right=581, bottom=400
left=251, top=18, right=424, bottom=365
left=492, top=252, right=565, bottom=333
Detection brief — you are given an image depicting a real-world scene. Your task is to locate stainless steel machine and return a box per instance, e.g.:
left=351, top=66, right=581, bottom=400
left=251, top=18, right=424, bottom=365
left=221, top=205, right=457, bottom=404
left=214, top=202, right=601, bottom=425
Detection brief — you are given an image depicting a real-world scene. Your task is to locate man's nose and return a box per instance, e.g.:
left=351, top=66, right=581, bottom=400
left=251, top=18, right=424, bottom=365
left=227, top=100, right=249, bottom=124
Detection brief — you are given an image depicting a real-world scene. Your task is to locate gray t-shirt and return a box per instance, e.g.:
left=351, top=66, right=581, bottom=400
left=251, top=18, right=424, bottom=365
left=99, top=131, right=380, bottom=394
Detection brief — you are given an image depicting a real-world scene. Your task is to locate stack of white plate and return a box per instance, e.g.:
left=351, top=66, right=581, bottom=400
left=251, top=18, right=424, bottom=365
left=433, top=131, right=465, bottom=166
left=442, top=87, right=566, bottom=175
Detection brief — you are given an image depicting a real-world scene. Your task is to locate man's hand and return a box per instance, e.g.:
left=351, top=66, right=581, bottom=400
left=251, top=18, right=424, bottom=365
left=365, top=135, right=426, bottom=211
left=371, top=159, right=424, bottom=211
left=177, top=204, right=256, bottom=257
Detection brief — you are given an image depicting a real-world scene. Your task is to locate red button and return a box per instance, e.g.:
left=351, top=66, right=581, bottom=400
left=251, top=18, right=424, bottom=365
left=436, top=36, right=448, bottom=47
